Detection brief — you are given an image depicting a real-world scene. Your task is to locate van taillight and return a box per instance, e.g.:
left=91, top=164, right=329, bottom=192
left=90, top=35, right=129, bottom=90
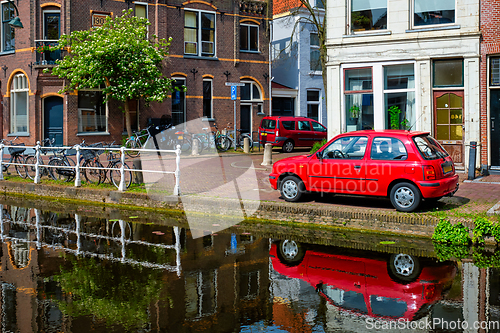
left=423, top=165, right=436, bottom=180
left=276, top=130, right=279, bottom=137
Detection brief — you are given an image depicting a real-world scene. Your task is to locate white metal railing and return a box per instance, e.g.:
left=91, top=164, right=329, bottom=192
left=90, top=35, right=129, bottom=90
left=0, top=206, right=182, bottom=275
left=0, top=141, right=181, bottom=194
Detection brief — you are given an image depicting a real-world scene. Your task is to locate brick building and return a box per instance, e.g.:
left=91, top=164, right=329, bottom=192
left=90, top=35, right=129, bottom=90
left=0, top=0, right=271, bottom=147
left=480, top=0, right=500, bottom=171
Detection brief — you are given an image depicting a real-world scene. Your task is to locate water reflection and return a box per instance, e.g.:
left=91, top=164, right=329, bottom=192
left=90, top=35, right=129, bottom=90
left=0, top=203, right=499, bottom=332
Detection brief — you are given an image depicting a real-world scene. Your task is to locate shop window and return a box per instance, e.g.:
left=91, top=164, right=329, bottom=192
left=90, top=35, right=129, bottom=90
left=1, top=1, right=15, bottom=52
left=240, top=24, right=258, bottom=52
left=433, top=59, right=463, bottom=87
left=10, top=74, right=29, bottom=134
left=307, top=90, right=321, bottom=121
left=78, top=90, right=107, bottom=133
left=203, top=79, right=212, bottom=118
left=384, top=64, right=416, bottom=129
left=310, top=33, right=321, bottom=71
left=413, top=0, right=455, bottom=27
left=184, top=10, right=215, bottom=57
left=350, top=0, right=387, bottom=32
left=344, top=68, right=374, bottom=131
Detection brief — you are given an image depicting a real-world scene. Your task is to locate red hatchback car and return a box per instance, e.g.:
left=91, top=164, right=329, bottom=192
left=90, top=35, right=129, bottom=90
left=269, top=130, right=459, bottom=212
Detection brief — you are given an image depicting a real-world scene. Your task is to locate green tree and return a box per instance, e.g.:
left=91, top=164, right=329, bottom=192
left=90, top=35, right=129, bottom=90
left=46, top=9, right=174, bottom=137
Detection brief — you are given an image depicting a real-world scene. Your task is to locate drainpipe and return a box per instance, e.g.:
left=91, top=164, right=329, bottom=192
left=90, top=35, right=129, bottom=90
left=269, top=20, right=272, bottom=115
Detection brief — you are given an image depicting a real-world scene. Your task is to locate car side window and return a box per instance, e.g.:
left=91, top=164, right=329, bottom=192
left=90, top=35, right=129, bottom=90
left=298, top=121, right=311, bottom=131
left=281, top=121, right=295, bottom=130
left=370, top=137, right=408, bottom=160
left=322, top=136, right=367, bottom=160
left=312, top=121, right=326, bottom=132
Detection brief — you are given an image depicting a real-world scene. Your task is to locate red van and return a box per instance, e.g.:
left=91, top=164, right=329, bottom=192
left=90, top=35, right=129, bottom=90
left=259, top=116, right=327, bottom=153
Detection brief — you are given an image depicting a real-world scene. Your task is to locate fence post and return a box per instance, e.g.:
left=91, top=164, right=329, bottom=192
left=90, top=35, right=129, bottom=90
left=118, top=146, right=126, bottom=192
left=74, top=145, right=81, bottom=187
left=34, top=141, right=41, bottom=184
left=0, top=144, right=4, bottom=181
left=173, top=144, right=181, bottom=196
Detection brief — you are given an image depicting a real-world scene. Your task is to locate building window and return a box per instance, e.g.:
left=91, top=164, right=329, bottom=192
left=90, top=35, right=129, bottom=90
left=413, top=0, right=455, bottom=27
left=78, top=90, right=107, bottom=133
left=350, top=0, right=387, bottom=32
left=185, top=270, right=218, bottom=319
left=240, top=24, right=258, bottom=52
left=307, top=90, right=321, bottom=121
left=310, top=33, right=321, bottom=71
left=172, top=78, right=186, bottom=126
left=203, top=79, right=212, bottom=118
left=384, top=64, right=415, bottom=129
left=184, top=10, right=215, bottom=57
left=344, top=68, right=374, bottom=131
left=135, top=3, right=147, bottom=18
left=433, top=59, right=463, bottom=87
left=10, top=74, right=29, bottom=134
left=240, top=82, right=262, bottom=102
left=315, top=0, right=325, bottom=9
left=1, top=1, right=15, bottom=52
left=491, top=58, right=500, bottom=86
left=272, top=97, right=294, bottom=116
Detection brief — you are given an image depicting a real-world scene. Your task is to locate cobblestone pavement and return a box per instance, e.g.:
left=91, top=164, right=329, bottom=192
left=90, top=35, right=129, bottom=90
left=220, top=147, right=500, bottom=218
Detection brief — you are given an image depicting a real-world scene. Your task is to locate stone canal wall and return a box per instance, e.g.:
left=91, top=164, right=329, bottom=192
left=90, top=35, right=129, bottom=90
left=0, top=180, right=440, bottom=238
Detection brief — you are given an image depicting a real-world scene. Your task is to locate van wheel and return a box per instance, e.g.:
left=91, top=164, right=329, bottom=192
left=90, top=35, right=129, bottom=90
left=388, top=254, right=421, bottom=283
left=277, top=240, right=305, bottom=266
left=282, top=140, right=294, bottom=153
left=390, top=182, right=421, bottom=212
left=280, top=175, right=305, bottom=202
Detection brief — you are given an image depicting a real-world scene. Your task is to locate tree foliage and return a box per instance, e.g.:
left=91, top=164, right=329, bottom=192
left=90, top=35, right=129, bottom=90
left=46, top=9, right=174, bottom=136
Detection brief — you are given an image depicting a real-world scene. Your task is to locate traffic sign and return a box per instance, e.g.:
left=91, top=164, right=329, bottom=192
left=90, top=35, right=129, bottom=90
left=231, top=86, right=237, bottom=100
left=225, top=82, right=245, bottom=87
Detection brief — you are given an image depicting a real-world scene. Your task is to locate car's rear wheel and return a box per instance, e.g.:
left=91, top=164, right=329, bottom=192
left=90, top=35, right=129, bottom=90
left=388, top=253, right=421, bottom=283
left=390, top=182, right=421, bottom=212
left=280, top=175, right=305, bottom=202
left=277, top=240, right=305, bottom=266
left=282, top=140, right=294, bottom=153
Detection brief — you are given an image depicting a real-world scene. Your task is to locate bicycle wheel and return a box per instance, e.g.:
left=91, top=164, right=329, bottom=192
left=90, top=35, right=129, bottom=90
left=216, top=135, right=231, bottom=152
left=83, top=159, right=104, bottom=184
left=48, top=158, right=73, bottom=182
left=178, top=137, right=192, bottom=153
left=25, top=155, right=37, bottom=180
left=125, top=138, right=140, bottom=158
left=110, top=162, right=132, bottom=189
left=13, top=155, right=27, bottom=178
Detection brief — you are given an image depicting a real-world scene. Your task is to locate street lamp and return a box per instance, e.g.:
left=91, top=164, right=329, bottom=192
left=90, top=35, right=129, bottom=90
left=6, top=0, right=23, bottom=29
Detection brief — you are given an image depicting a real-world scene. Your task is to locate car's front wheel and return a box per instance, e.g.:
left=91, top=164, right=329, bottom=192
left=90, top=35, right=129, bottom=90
left=388, top=253, right=421, bottom=283
left=390, top=182, right=421, bottom=212
left=277, top=240, right=305, bottom=266
left=280, top=175, right=305, bottom=202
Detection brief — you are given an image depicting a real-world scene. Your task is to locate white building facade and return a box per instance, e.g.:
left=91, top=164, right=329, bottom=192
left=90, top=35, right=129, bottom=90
left=326, top=0, right=481, bottom=169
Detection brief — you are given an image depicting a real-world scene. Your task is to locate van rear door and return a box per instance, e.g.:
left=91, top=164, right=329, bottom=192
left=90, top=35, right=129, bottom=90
left=260, top=118, right=278, bottom=143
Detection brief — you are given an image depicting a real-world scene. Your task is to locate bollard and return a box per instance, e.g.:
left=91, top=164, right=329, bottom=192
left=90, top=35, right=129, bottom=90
left=261, top=143, right=273, bottom=166
left=34, top=141, right=41, bottom=184
left=0, top=144, right=4, bottom=181
left=75, top=145, right=81, bottom=187
left=192, top=138, right=200, bottom=156
left=467, top=141, right=477, bottom=180
left=243, top=137, right=250, bottom=153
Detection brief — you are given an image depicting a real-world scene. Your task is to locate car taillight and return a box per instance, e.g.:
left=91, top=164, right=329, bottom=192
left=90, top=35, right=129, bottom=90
left=276, top=130, right=279, bottom=136
left=423, top=165, right=436, bottom=180
left=422, top=284, right=436, bottom=300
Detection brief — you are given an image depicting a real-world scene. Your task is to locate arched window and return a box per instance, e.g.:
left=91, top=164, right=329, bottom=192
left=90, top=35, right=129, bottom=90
left=240, top=81, right=262, bottom=102
left=10, top=74, right=29, bottom=134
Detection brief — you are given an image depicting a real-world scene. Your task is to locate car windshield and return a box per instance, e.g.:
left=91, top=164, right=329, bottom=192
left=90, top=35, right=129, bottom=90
left=413, top=135, right=449, bottom=160
left=261, top=119, right=276, bottom=130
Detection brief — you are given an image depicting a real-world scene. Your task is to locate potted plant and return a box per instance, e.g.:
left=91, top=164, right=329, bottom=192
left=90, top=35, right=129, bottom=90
left=349, top=105, right=360, bottom=119
left=388, top=105, right=410, bottom=130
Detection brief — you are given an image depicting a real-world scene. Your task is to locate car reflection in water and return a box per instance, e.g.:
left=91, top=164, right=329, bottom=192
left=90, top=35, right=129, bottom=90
left=270, top=240, right=457, bottom=321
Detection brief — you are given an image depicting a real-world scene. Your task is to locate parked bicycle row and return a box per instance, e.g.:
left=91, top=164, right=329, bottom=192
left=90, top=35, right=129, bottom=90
left=124, top=122, right=254, bottom=157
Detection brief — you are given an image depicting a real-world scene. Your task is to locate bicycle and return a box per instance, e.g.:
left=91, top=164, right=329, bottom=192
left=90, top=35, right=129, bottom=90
left=48, top=145, right=77, bottom=183
left=124, top=126, right=153, bottom=158
left=216, top=124, right=254, bottom=152
left=0, top=136, right=27, bottom=178
left=25, top=138, right=58, bottom=180
left=80, top=141, right=105, bottom=184
left=100, top=142, right=132, bottom=189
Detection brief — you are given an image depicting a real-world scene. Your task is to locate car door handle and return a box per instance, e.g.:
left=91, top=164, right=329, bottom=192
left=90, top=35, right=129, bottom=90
left=354, top=165, right=361, bottom=169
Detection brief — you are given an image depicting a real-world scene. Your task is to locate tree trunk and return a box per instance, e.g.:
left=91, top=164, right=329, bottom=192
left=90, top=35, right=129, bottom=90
left=124, top=99, right=132, bottom=138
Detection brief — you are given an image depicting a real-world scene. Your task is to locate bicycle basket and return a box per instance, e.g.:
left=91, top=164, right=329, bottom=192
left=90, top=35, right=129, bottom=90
left=82, top=143, right=104, bottom=159
left=8, top=144, right=26, bottom=155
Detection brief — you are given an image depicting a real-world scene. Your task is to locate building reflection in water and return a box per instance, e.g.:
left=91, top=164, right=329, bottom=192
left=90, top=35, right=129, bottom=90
left=0, top=204, right=498, bottom=332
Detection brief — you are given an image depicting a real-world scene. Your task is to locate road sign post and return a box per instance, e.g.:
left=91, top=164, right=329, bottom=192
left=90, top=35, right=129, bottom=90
left=225, top=82, right=245, bottom=151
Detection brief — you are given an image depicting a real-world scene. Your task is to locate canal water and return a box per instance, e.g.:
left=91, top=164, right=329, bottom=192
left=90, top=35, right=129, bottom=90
left=0, top=200, right=499, bottom=332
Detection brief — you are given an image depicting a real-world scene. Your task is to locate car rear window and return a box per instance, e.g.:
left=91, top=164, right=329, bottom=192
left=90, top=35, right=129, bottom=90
left=261, top=119, right=276, bottom=130
left=281, top=121, right=295, bottom=130
left=413, top=135, right=449, bottom=160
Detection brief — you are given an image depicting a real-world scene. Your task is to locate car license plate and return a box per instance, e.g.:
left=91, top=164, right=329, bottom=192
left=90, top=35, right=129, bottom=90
left=177, top=136, right=183, bottom=140
left=442, top=164, right=452, bottom=174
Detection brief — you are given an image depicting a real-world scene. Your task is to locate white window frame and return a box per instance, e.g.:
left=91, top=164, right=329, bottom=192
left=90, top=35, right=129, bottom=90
left=240, top=81, right=263, bottom=102
left=203, top=78, right=213, bottom=119
left=310, top=33, right=321, bottom=72
left=77, top=87, right=109, bottom=135
left=410, top=0, right=456, bottom=29
left=184, top=9, right=216, bottom=57
left=1, top=1, right=16, bottom=53
left=240, top=23, right=259, bottom=52
left=134, top=2, right=148, bottom=34
left=341, top=61, right=418, bottom=132
left=10, top=73, right=29, bottom=135
left=307, top=89, right=322, bottom=122
left=347, top=0, right=387, bottom=34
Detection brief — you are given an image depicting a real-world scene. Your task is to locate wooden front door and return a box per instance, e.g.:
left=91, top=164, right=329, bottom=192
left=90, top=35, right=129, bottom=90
left=434, top=91, right=464, bottom=168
